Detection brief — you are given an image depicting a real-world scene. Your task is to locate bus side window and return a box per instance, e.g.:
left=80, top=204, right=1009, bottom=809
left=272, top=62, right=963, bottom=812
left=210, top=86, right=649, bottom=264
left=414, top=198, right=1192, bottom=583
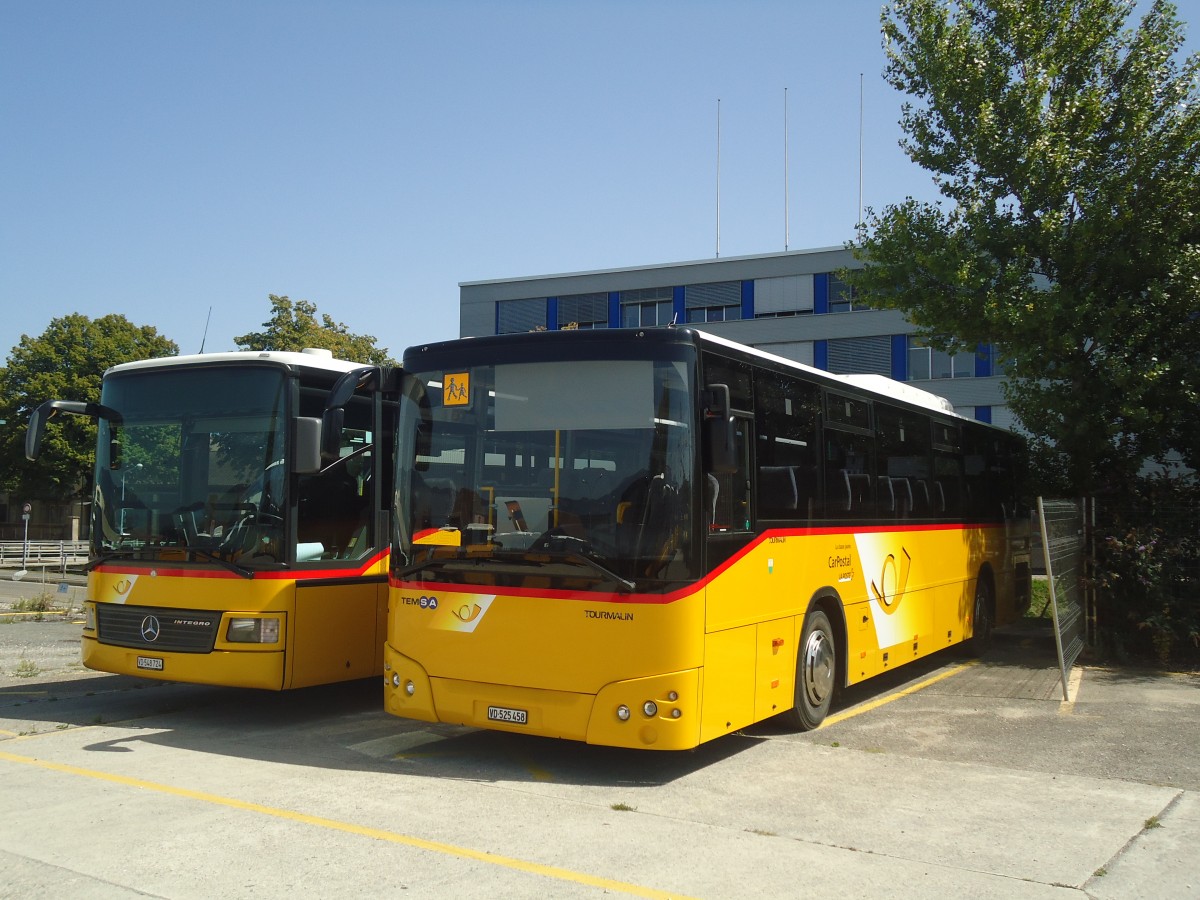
left=707, top=417, right=751, bottom=532
left=753, top=372, right=819, bottom=522
left=824, top=429, right=875, bottom=518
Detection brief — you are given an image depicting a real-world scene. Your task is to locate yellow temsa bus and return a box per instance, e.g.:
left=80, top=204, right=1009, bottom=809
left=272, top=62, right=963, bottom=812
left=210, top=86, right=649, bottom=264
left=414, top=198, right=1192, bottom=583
left=27, top=349, right=395, bottom=689
left=383, top=328, right=1031, bottom=749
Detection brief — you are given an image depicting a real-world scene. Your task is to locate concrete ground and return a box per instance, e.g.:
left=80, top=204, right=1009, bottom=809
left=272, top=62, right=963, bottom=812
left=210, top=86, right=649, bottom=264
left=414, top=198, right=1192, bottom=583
left=1, top=568, right=1197, bottom=899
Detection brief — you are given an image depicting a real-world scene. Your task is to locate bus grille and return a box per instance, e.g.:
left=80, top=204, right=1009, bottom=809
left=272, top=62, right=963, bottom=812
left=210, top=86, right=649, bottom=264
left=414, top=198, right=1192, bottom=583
left=97, top=604, right=220, bottom=653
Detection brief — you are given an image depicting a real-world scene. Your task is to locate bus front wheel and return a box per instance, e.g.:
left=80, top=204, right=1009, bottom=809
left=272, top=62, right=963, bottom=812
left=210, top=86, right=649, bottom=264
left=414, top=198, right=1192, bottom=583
left=786, top=608, right=835, bottom=731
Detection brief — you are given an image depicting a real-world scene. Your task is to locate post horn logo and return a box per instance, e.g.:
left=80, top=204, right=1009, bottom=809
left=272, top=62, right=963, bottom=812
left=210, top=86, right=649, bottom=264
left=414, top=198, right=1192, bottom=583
left=451, top=603, right=483, bottom=623
left=870, top=547, right=912, bottom=613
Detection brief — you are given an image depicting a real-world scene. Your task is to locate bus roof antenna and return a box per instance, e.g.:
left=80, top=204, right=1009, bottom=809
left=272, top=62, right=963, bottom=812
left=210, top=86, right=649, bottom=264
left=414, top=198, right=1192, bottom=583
left=198, top=306, right=212, bottom=353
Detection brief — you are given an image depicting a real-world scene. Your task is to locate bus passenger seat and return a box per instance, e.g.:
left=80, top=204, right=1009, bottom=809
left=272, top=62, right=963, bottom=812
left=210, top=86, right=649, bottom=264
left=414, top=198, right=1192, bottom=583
left=933, top=480, right=947, bottom=513
left=912, top=479, right=931, bottom=513
left=704, top=473, right=719, bottom=526
left=847, top=474, right=872, bottom=511
left=834, top=470, right=853, bottom=512
left=879, top=476, right=895, bottom=513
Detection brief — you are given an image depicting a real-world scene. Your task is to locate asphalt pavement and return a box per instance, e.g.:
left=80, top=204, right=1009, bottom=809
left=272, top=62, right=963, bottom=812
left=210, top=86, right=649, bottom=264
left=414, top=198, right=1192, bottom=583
left=1, top=569, right=1197, bottom=899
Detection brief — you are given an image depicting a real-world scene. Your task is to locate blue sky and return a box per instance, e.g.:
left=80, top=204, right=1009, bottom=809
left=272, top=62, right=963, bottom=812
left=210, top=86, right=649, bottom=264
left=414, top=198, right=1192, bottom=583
left=3, top=1, right=1197, bottom=362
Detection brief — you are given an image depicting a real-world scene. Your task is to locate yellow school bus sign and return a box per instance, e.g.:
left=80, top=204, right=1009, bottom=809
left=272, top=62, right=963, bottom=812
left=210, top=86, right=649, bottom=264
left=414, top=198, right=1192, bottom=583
left=443, top=373, right=470, bottom=406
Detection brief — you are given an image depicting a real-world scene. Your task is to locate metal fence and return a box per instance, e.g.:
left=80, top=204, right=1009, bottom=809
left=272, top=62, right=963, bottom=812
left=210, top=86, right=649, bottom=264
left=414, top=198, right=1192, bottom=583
left=0, top=540, right=90, bottom=571
left=1033, top=498, right=1088, bottom=700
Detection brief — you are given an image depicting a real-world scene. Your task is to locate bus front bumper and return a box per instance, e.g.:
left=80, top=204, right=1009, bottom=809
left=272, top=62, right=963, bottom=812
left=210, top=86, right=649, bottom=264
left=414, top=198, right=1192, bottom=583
left=82, top=635, right=285, bottom=690
left=383, top=643, right=702, bottom=750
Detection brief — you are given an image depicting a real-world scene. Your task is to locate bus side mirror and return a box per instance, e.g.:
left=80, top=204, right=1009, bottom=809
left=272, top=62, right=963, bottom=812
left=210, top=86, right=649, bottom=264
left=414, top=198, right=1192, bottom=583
left=320, top=407, right=345, bottom=462
left=702, top=384, right=738, bottom=474
left=26, top=399, right=107, bottom=461
left=294, top=417, right=323, bottom=474
left=322, top=365, right=382, bottom=462
left=26, top=404, right=51, bottom=461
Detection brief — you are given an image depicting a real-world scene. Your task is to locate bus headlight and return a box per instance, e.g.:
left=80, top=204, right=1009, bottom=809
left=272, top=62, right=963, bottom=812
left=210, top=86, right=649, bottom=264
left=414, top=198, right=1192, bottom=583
left=226, top=617, right=281, bottom=643
left=84, top=604, right=96, bottom=632
left=642, top=701, right=658, bottom=717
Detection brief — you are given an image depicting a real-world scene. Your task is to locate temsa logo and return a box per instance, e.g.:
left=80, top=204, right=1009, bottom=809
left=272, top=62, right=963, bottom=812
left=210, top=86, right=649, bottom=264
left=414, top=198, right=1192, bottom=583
left=402, top=595, right=439, bottom=610
left=870, top=547, right=911, bottom=612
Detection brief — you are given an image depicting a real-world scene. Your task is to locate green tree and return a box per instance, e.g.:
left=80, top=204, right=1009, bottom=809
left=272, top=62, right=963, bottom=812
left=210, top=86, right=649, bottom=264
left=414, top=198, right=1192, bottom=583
left=853, top=0, right=1200, bottom=496
left=234, top=294, right=393, bottom=365
left=0, top=314, right=178, bottom=501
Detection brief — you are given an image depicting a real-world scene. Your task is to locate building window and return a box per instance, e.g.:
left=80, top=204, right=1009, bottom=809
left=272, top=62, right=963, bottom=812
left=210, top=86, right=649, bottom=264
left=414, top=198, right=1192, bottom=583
left=827, top=274, right=868, bottom=313
left=620, top=287, right=673, bottom=327
left=908, top=337, right=975, bottom=380
left=557, top=292, right=608, bottom=330
left=685, top=281, right=741, bottom=324
left=497, top=298, right=548, bottom=334
left=754, top=275, right=814, bottom=318
left=827, top=335, right=892, bottom=376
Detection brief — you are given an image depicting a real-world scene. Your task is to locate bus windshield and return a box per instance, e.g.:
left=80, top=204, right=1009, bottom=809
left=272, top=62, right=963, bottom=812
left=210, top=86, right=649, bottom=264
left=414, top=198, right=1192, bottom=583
left=95, top=366, right=288, bottom=567
left=396, top=356, right=697, bottom=591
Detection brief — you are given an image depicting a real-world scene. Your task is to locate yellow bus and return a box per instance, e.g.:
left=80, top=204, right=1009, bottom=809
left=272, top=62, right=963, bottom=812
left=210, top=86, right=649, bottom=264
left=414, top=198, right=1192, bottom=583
left=26, top=349, right=396, bottom=689
left=383, top=328, right=1031, bottom=749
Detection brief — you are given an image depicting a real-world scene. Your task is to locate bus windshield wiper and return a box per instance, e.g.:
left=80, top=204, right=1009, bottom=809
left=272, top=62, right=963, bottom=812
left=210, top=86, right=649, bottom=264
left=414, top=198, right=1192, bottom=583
left=538, top=549, right=635, bottom=593
left=186, top=547, right=257, bottom=580
left=86, top=545, right=258, bottom=580
left=397, top=543, right=634, bottom=593
left=521, top=533, right=635, bottom=593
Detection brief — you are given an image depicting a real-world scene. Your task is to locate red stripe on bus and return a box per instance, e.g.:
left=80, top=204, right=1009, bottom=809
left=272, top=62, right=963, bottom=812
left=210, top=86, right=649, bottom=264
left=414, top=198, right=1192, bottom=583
left=393, top=522, right=1004, bottom=605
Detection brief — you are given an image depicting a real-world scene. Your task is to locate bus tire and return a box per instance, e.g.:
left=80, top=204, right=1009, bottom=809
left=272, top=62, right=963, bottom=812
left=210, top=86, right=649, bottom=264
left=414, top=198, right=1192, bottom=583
left=963, top=573, right=993, bottom=657
left=786, top=607, right=836, bottom=731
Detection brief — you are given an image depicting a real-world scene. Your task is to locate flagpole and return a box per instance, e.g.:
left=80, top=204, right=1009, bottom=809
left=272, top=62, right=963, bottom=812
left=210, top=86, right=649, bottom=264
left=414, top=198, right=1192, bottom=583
left=858, top=73, right=864, bottom=229
left=716, top=98, right=721, bottom=259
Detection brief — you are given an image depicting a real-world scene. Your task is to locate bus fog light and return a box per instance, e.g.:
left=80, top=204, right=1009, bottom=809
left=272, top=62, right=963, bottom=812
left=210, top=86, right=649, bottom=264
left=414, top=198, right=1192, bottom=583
left=616, top=705, right=631, bottom=721
left=226, top=617, right=280, bottom=643
left=405, top=680, right=416, bottom=696
left=642, top=701, right=658, bottom=717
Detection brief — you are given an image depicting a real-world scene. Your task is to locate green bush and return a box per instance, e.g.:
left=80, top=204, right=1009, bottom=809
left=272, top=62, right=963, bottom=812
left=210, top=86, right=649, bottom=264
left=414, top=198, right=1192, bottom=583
left=1092, top=477, right=1200, bottom=666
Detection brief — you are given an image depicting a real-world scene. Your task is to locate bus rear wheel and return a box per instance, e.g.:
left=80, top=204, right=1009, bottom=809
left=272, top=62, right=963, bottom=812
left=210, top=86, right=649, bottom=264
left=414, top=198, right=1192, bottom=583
left=785, top=608, right=835, bottom=731
left=963, top=575, right=993, bottom=657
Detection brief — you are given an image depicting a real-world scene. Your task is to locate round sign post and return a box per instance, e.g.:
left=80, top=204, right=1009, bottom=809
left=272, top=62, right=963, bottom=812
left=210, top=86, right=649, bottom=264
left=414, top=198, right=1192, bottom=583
left=21, top=502, right=31, bottom=569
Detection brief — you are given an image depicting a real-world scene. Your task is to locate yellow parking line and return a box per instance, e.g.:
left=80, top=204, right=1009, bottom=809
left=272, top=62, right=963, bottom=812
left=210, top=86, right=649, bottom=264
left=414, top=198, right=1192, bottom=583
left=822, top=661, right=977, bottom=727
left=0, top=749, right=695, bottom=900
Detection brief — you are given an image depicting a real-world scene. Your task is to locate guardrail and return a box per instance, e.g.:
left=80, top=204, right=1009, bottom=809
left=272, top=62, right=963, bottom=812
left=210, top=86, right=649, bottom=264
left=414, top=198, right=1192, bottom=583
left=0, top=540, right=90, bottom=570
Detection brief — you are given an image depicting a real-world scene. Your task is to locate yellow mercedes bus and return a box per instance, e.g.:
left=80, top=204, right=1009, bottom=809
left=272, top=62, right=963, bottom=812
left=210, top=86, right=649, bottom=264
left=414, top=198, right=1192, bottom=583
left=27, top=349, right=396, bottom=689
left=383, top=328, right=1030, bottom=749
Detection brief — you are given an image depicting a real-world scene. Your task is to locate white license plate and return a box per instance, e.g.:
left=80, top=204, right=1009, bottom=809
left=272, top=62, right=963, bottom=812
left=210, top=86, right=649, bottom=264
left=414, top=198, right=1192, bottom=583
left=487, top=705, right=528, bottom=725
left=136, top=656, right=164, bottom=671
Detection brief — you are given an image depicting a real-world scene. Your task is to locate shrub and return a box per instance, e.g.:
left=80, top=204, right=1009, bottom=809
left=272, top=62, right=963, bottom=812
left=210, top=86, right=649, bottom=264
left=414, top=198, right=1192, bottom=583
left=1092, top=476, right=1200, bottom=666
